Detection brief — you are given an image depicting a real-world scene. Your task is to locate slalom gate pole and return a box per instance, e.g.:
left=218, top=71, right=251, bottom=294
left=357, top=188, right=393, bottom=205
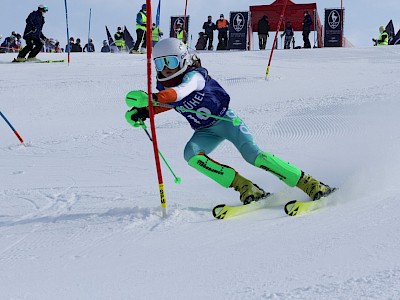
left=154, top=101, right=242, bottom=126
left=88, top=8, right=92, bottom=49
left=0, top=111, right=25, bottom=145
left=145, top=0, right=168, bottom=218
left=265, top=0, right=288, bottom=79
left=63, top=0, right=71, bottom=64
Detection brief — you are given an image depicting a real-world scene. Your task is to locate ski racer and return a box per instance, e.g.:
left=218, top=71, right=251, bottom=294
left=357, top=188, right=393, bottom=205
left=15, top=4, right=48, bottom=62
left=126, top=38, right=334, bottom=204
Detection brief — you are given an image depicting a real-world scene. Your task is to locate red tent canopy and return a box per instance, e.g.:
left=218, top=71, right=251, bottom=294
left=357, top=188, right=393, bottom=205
left=250, top=0, right=323, bottom=47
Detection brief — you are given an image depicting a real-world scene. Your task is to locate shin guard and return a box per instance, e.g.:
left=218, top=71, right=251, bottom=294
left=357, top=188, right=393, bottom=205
left=255, top=152, right=301, bottom=187
left=188, top=153, right=236, bottom=188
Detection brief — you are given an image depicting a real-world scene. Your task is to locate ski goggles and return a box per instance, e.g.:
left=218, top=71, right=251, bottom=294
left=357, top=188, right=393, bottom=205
left=154, top=56, right=179, bottom=71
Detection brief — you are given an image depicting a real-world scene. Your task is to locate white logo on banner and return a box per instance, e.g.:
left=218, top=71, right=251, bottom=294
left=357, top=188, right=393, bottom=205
left=233, top=13, right=245, bottom=32
left=328, top=10, right=340, bottom=29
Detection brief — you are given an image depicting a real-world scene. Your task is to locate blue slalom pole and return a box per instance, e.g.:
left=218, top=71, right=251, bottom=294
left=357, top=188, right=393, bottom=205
left=88, top=8, right=92, bottom=49
left=0, top=111, right=25, bottom=145
left=64, top=0, right=71, bottom=64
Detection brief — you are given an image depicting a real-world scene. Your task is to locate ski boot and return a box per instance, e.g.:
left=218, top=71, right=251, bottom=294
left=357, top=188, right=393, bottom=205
left=296, top=172, right=335, bottom=200
left=231, top=173, right=270, bottom=205
left=13, top=57, right=26, bottom=63
left=26, top=57, right=41, bottom=62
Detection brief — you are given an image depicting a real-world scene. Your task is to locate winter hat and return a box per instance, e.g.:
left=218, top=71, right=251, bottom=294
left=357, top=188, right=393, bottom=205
left=379, top=26, right=385, bottom=33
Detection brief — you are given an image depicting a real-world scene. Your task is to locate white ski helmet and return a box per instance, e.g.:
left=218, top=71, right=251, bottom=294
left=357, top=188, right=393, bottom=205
left=153, top=38, right=190, bottom=82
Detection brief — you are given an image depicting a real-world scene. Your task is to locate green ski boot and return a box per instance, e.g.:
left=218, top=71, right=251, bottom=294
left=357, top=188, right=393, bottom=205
left=296, top=173, right=334, bottom=200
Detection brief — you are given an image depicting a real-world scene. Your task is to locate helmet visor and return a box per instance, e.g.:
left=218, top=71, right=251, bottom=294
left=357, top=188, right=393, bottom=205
left=154, top=56, right=179, bottom=71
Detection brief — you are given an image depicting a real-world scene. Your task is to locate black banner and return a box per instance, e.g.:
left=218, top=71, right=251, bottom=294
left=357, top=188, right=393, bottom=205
left=324, top=9, right=344, bottom=47
left=228, top=12, right=249, bottom=50
left=169, top=16, right=190, bottom=42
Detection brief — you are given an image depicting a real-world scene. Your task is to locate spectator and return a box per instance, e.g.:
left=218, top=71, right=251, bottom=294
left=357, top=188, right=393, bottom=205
left=302, top=11, right=313, bottom=48
left=281, top=21, right=294, bottom=49
left=372, top=26, right=389, bottom=46
left=132, top=4, right=147, bottom=53
left=202, top=15, right=216, bottom=50
left=257, top=15, right=270, bottom=50
left=54, top=41, right=62, bottom=53
left=101, top=40, right=111, bottom=52
left=65, top=37, right=75, bottom=52
left=152, top=23, right=163, bottom=46
left=195, top=32, right=207, bottom=50
left=72, top=38, right=83, bottom=52
left=15, top=4, right=48, bottom=62
left=114, top=27, right=126, bottom=51
left=216, top=14, right=229, bottom=50
left=83, top=38, right=95, bottom=52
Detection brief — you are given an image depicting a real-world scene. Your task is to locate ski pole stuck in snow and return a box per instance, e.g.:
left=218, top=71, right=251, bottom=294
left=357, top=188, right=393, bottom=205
left=0, top=111, right=25, bottom=146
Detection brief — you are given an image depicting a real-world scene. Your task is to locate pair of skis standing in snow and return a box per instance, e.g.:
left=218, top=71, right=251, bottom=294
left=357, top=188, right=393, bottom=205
left=126, top=38, right=335, bottom=218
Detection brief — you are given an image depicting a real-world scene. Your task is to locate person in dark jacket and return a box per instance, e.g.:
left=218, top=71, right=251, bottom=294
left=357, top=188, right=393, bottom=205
left=302, top=11, right=313, bottom=48
left=257, top=15, right=270, bottom=50
left=71, top=38, right=83, bottom=52
left=83, top=38, right=95, bottom=52
left=101, top=40, right=111, bottom=52
left=202, top=16, right=216, bottom=50
left=281, top=21, right=294, bottom=49
left=216, top=14, right=229, bottom=50
left=15, top=4, right=48, bottom=62
left=195, top=32, right=207, bottom=50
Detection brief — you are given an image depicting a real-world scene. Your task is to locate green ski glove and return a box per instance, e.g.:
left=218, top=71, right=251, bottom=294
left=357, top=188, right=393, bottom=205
left=125, top=90, right=149, bottom=108
left=125, top=107, right=149, bottom=128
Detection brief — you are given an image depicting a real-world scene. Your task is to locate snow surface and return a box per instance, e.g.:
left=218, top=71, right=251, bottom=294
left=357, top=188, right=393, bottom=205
left=1, top=46, right=400, bottom=299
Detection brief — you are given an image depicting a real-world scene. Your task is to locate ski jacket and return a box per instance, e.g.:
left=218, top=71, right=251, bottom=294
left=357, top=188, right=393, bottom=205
left=83, top=42, right=95, bottom=52
left=114, top=32, right=125, bottom=47
left=136, top=11, right=147, bottom=31
left=203, top=21, right=216, bottom=36
left=377, top=31, right=389, bottom=46
left=257, top=17, right=270, bottom=34
left=156, top=67, right=230, bottom=130
left=216, top=19, right=229, bottom=33
left=23, top=10, right=46, bottom=40
left=303, top=14, right=313, bottom=31
left=282, top=26, right=294, bottom=37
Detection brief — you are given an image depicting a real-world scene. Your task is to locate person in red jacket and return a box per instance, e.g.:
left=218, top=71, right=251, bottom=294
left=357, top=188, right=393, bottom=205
left=216, top=14, right=229, bottom=50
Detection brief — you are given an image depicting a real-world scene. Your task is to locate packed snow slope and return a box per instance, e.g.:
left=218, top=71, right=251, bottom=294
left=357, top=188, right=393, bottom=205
left=1, top=46, right=400, bottom=299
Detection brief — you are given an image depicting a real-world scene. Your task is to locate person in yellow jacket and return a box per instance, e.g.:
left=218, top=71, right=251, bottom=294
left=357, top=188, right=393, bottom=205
left=114, top=27, right=126, bottom=51
left=132, top=4, right=147, bottom=52
left=175, top=23, right=188, bottom=45
left=372, top=26, right=389, bottom=46
left=151, top=23, right=163, bottom=47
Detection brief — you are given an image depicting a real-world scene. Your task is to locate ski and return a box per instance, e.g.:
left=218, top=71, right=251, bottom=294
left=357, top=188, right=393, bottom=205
left=212, top=195, right=277, bottom=219
left=284, top=188, right=337, bottom=216
left=284, top=199, right=324, bottom=216
left=12, top=59, right=66, bottom=63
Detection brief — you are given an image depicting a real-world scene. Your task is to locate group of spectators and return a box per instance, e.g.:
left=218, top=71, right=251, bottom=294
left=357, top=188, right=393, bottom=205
left=0, top=31, right=23, bottom=53
left=65, top=37, right=96, bottom=52
left=195, top=14, right=230, bottom=51
left=257, top=11, right=313, bottom=50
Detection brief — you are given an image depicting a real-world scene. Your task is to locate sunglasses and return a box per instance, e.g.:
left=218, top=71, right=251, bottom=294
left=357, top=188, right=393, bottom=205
left=154, top=56, right=179, bottom=71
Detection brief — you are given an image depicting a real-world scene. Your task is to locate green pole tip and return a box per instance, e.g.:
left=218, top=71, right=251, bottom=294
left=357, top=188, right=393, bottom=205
left=232, top=117, right=242, bottom=126
left=174, top=177, right=182, bottom=184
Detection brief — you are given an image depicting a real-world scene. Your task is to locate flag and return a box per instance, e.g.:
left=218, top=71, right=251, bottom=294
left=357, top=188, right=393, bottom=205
left=105, top=26, right=114, bottom=46
left=393, top=29, right=400, bottom=45
left=124, top=26, right=135, bottom=51
left=385, top=20, right=395, bottom=45
left=156, top=0, right=161, bottom=28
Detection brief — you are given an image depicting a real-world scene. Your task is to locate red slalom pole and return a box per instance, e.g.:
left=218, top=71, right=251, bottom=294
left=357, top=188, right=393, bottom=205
left=265, top=0, right=288, bottom=79
left=145, top=0, right=167, bottom=217
left=0, top=111, right=25, bottom=145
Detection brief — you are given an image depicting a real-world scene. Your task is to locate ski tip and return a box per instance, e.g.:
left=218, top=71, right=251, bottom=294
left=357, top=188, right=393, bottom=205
left=284, top=200, right=299, bottom=216
left=212, top=204, right=227, bottom=219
